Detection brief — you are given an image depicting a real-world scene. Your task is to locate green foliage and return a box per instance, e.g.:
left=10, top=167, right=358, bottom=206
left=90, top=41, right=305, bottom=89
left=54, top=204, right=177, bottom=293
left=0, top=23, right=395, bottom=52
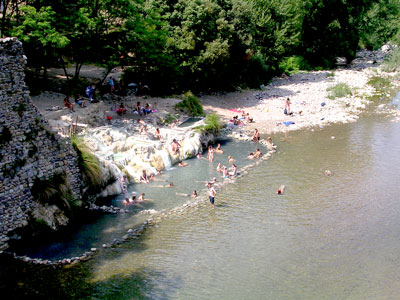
left=196, top=113, right=223, bottom=134
left=175, top=92, right=204, bottom=117
left=326, top=83, right=353, bottom=99
left=30, top=172, right=74, bottom=211
left=359, top=0, right=400, bottom=50
left=367, top=76, right=392, bottom=90
left=0, top=127, right=12, bottom=144
left=279, top=56, right=310, bottom=74
left=381, top=47, right=400, bottom=72
left=163, top=113, right=178, bottom=125
left=71, top=134, right=102, bottom=189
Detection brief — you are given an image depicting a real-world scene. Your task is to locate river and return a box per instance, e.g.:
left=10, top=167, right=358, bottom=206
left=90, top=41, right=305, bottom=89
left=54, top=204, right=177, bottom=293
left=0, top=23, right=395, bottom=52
left=1, top=93, right=400, bottom=299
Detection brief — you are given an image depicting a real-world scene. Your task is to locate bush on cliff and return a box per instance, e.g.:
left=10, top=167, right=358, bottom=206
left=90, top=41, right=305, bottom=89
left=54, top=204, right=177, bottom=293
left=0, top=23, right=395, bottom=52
left=71, top=135, right=102, bottom=190
left=175, top=92, right=204, bottom=117
left=30, top=172, right=75, bottom=211
left=195, top=113, right=222, bottom=135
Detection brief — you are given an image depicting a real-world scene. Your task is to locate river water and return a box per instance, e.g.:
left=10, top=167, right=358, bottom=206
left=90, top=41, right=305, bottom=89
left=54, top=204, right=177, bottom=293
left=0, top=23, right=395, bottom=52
left=1, top=94, right=400, bottom=299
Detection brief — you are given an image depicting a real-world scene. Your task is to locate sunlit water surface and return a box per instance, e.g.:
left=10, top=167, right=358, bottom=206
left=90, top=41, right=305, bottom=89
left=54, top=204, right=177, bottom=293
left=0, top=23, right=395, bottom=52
left=1, top=96, right=400, bottom=299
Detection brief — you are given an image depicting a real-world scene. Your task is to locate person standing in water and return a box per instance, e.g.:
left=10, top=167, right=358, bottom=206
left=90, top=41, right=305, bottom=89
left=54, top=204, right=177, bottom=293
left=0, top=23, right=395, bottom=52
left=208, top=183, right=216, bottom=208
left=208, top=146, right=215, bottom=162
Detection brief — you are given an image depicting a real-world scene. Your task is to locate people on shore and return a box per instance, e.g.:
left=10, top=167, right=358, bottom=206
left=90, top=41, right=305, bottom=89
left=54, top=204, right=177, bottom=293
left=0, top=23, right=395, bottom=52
left=207, top=182, right=216, bottom=208
left=143, top=103, right=152, bottom=115
left=138, top=118, right=147, bottom=135
left=64, top=96, right=75, bottom=112
left=74, top=94, right=86, bottom=107
left=252, top=128, right=260, bottom=142
left=154, top=128, right=162, bottom=140
left=171, top=139, right=181, bottom=154
left=117, top=103, right=127, bottom=115
left=284, top=98, right=292, bottom=115
left=109, top=77, right=115, bottom=93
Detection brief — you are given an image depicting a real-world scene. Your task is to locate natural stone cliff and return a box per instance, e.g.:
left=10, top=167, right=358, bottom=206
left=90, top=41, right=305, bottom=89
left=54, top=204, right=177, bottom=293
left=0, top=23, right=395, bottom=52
left=0, top=38, right=82, bottom=251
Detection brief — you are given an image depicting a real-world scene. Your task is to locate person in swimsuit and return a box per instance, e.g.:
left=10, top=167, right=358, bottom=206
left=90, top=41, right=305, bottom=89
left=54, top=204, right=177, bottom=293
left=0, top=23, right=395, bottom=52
left=216, top=162, right=223, bottom=173
left=228, top=155, right=235, bottom=163
left=247, top=152, right=255, bottom=159
left=276, top=185, right=285, bottom=194
left=140, top=170, right=149, bottom=184
left=215, top=143, right=224, bottom=154
left=178, top=161, right=189, bottom=167
left=252, top=129, right=260, bottom=142
left=138, top=119, right=147, bottom=135
left=254, top=148, right=262, bottom=158
left=222, top=167, right=229, bottom=179
left=207, top=146, right=215, bottom=162
left=154, top=128, right=162, bottom=140
left=207, top=183, right=216, bottom=208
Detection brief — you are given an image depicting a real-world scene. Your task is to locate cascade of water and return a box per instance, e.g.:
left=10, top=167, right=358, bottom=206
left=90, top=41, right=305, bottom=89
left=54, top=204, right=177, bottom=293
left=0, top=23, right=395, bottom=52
left=159, top=149, right=172, bottom=169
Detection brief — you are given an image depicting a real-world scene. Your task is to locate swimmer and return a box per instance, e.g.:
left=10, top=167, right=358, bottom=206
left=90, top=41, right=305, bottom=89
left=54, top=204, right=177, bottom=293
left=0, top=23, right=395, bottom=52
left=178, top=161, right=189, bottom=167
left=215, top=143, right=224, bottom=154
left=228, top=155, right=235, bottom=163
left=216, top=162, right=223, bottom=173
left=247, top=152, right=255, bottom=159
left=176, top=190, right=198, bottom=198
left=254, top=148, right=262, bottom=158
left=138, top=193, right=145, bottom=202
left=154, top=182, right=174, bottom=188
left=276, top=185, right=285, bottom=195
left=130, top=194, right=137, bottom=204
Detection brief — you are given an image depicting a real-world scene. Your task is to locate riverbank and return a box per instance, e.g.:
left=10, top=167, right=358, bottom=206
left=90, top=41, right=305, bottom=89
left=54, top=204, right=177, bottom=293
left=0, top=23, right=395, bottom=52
left=33, top=47, right=399, bottom=140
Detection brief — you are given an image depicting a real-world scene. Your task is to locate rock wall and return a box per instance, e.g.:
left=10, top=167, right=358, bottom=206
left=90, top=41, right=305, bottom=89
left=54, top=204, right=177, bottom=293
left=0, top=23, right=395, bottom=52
left=0, top=38, right=82, bottom=251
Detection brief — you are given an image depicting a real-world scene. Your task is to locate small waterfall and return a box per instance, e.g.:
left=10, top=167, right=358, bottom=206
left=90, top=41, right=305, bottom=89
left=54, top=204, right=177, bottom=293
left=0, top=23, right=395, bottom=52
left=159, top=149, right=172, bottom=169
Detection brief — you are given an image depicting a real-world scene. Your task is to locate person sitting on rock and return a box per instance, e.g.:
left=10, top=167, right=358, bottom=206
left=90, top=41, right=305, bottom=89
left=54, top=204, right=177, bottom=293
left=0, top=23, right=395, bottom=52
left=140, top=170, right=149, bottom=184
left=64, top=95, right=75, bottom=112
left=74, top=94, right=86, bottom=107
left=154, top=128, right=162, bottom=140
left=138, top=119, right=147, bottom=135
left=117, top=103, right=127, bottom=115
left=143, top=103, right=152, bottom=115
left=254, top=148, right=262, bottom=158
left=171, top=139, right=181, bottom=154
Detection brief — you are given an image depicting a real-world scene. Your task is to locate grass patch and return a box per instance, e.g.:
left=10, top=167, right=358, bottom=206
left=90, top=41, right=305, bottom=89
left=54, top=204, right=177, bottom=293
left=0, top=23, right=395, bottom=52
left=163, top=113, right=178, bottom=125
left=195, top=113, right=222, bottom=134
left=279, top=56, right=311, bottom=75
left=367, top=76, right=392, bottom=90
left=326, top=83, right=353, bottom=99
left=381, top=47, right=400, bottom=72
left=71, top=134, right=103, bottom=190
left=175, top=91, right=204, bottom=117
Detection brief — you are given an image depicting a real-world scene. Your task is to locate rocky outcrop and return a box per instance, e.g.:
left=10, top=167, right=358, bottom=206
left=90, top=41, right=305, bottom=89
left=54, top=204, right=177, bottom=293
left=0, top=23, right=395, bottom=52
left=0, top=38, right=83, bottom=251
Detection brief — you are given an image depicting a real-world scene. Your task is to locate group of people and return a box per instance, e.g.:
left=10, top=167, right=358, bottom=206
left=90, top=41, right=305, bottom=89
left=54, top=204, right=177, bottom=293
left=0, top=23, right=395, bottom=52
left=232, top=110, right=254, bottom=126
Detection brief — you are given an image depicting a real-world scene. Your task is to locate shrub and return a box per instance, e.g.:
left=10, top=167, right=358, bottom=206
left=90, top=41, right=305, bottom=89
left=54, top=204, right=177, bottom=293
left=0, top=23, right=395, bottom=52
left=279, top=56, right=311, bottom=75
left=326, top=83, right=353, bottom=99
left=71, top=134, right=102, bottom=189
left=195, top=113, right=222, bottom=134
left=381, top=47, right=400, bottom=72
left=13, top=102, right=26, bottom=118
left=30, top=172, right=73, bottom=210
left=175, top=92, right=204, bottom=117
left=163, top=113, right=178, bottom=124
left=367, top=76, right=392, bottom=90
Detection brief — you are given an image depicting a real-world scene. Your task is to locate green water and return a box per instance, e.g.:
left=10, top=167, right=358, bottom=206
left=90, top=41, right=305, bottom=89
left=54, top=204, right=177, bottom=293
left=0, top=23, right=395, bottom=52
left=2, top=100, right=400, bottom=299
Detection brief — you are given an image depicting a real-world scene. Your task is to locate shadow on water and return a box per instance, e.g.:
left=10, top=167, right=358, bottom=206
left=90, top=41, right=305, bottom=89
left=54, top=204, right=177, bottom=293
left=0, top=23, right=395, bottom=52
left=0, top=232, right=178, bottom=300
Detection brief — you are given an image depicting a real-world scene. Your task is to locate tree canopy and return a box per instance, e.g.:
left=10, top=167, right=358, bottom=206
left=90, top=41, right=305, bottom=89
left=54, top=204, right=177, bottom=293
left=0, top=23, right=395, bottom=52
left=1, top=0, right=398, bottom=95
